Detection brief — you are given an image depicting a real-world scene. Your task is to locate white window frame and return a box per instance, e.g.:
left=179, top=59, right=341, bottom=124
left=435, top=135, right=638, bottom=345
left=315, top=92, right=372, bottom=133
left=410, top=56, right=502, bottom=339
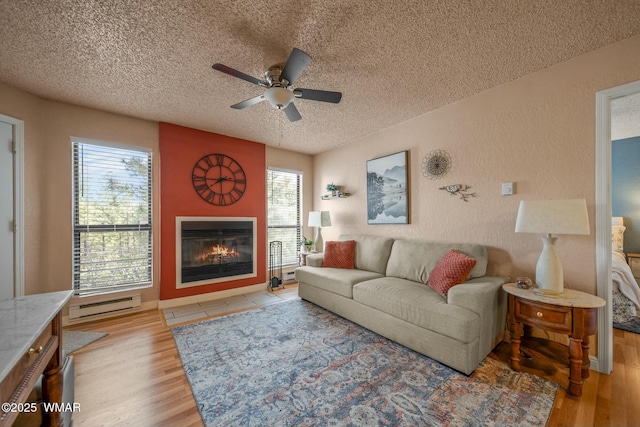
left=267, top=168, right=303, bottom=267
left=72, top=137, right=153, bottom=296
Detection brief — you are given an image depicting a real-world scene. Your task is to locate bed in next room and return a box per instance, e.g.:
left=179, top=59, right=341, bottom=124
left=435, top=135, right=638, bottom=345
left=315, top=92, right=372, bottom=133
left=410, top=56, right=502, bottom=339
left=611, top=217, right=640, bottom=325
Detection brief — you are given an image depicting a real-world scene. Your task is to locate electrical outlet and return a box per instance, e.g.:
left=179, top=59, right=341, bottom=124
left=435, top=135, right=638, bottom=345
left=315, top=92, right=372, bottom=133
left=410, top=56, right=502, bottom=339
left=501, top=182, right=514, bottom=196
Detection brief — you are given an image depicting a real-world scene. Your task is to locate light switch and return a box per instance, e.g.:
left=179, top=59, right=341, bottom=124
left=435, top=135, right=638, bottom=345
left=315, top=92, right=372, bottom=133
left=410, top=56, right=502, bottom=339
left=502, top=182, right=514, bottom=196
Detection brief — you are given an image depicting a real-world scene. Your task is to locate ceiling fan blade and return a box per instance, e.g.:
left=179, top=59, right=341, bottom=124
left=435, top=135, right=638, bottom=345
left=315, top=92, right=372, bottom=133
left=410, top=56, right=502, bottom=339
left=294, top=88, right=342, bottom=104
left=231, top=95, right=265, bottom=109
left=212, top=63, right=265, bottom=86
left=283, top=103, right=302, bottom=122
left=280, top=48, right=311, bottom=86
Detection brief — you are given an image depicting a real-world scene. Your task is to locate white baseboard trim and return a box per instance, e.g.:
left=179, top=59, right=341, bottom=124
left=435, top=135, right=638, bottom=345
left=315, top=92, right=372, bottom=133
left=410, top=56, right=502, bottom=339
left=157, top=282, right=268, bottom=310
left=62, top=300, right=158, bottom=326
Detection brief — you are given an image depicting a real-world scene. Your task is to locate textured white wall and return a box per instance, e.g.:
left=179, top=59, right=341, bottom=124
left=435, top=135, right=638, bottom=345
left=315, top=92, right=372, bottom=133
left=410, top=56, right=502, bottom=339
left=312, top=35, right=640, bottom=294
left=2, top=34, right=640, bottom=300
left=0, top=84, right=46, bottom=293
left=0, top=84, right=160, bottom=307
left=265, top=146, right=315, bottom=242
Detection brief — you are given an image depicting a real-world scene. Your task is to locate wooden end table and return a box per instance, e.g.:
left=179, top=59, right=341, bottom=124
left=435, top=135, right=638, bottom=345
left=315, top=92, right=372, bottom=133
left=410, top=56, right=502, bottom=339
left=299, top=252, right=309, bottom=266
left=503, top=283, right=605, bottom=397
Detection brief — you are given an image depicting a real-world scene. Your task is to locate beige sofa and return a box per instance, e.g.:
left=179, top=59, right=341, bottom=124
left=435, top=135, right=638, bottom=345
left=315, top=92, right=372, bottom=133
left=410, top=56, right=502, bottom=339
left=295, top=235, right=507, bottom=375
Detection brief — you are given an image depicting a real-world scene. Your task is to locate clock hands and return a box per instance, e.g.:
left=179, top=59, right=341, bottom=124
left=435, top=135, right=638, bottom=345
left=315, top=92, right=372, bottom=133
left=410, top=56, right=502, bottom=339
left=204, top=175, right=234, bottom=184
left=209, top=175, right=234, bottom=195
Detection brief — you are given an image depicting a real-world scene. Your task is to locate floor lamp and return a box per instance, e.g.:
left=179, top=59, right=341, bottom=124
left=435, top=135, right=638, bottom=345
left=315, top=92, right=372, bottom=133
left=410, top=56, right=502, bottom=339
left=308, top=211, right=331, bottom=252
left=515, top=199, right=590, bottom=294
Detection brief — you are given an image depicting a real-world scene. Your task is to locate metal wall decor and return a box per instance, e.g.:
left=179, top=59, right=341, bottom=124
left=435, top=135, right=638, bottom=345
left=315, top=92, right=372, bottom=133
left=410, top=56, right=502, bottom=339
left=421, top=149, right=451, bottom=180
left=439, top=184, right=477, bottom=202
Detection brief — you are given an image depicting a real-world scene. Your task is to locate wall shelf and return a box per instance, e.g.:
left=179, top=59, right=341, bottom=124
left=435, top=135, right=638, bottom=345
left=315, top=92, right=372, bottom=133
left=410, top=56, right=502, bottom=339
left=321, top=193, right=350, bottom=200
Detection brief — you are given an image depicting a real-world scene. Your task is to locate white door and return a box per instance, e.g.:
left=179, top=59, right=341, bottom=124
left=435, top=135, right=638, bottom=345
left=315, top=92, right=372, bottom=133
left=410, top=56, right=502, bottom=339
left=0, top=119, right=15, bottom=299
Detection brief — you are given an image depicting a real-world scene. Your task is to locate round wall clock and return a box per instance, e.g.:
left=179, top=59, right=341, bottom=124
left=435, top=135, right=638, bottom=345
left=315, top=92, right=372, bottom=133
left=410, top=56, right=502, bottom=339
left=192, top=154, right=247, bottom=205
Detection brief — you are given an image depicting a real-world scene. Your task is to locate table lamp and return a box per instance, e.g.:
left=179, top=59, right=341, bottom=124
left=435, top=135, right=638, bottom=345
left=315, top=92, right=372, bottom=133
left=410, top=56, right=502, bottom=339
left=308, top=211, right=331, bottom=252
left=515, top=199, right=590, bottom=294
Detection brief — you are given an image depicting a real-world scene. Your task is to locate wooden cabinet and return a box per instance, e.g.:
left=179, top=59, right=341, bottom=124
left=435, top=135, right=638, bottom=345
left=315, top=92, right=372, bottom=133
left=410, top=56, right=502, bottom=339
left=0, top=291, right=72, bottom=427
left=503, top=284, right=605, bottom=397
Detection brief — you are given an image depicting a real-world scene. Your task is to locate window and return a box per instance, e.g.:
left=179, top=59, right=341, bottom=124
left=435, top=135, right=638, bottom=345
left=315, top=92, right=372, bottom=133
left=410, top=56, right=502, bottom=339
left=267, top=169, right=302, bottom=266
left=72, top=139, right=152, bottom=296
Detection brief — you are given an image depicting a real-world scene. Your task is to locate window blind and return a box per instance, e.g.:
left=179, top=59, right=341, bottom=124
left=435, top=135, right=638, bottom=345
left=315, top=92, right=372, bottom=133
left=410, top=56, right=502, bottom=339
left=267, top=169, right=302, bottom=267
left=72, top=140, right=152, bottom=295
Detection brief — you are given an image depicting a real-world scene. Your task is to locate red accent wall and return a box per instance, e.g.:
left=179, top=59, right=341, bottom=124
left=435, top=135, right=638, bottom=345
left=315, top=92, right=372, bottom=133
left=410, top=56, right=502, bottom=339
left=159, top=122, right=266, bottom=301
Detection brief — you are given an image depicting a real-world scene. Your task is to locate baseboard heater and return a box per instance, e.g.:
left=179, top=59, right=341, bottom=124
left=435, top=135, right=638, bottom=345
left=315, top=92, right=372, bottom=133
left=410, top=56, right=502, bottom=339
left=69, top=294, right=141, bottom=320
left=282, top=266, right=297, bottom=284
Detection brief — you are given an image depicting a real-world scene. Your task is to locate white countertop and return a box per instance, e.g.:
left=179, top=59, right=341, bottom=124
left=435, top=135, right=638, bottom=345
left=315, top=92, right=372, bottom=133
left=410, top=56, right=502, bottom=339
left=503, top=283, right=605, bottom=308
left=0, top=291, right=72, bottom=382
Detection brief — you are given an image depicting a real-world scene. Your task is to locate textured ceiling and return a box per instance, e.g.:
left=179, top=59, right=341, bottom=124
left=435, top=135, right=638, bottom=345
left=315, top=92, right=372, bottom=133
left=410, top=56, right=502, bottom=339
left=612, top=92, right=640, bottom=141
left=1, top=0, right=639, bottom=154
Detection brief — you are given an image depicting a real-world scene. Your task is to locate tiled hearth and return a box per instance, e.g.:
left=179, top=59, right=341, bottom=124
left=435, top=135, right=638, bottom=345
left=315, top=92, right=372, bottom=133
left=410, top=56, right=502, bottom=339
left=162, top=288, right=299, bottom=326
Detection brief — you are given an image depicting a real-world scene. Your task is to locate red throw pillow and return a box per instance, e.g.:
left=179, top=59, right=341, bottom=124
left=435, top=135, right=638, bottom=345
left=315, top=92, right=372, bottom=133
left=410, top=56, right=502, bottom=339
left=322, top=240, right=356, bottom=269
left=428, top=249, right=477, bottom=295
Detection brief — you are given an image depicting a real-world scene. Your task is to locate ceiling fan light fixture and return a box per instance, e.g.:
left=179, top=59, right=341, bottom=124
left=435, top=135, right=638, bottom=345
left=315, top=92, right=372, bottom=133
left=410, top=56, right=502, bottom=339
left=264, top=87, right=294, bottom=110
left=212, top=47, right=342, bottom=122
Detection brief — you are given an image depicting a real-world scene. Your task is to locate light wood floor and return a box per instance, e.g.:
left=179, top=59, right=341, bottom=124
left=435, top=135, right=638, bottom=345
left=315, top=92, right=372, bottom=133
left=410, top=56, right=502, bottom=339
left=65, top=286, right=640, bottom=427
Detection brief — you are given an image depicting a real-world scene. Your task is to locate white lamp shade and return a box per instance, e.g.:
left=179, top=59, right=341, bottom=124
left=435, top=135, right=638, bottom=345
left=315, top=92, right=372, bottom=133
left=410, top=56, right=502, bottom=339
left=515, top=199, right=590, bottom=235
left=515, top=198, right=589, bottom=294
left=264, top=87, right=294, bottom=110
left=308, top=211, right=331, bottom=228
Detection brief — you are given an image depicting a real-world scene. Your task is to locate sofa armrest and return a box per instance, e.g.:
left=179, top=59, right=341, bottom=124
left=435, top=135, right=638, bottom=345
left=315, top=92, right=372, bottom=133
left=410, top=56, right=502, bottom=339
left=306, top=253, right=324, bottom=267
left=447, top=276, right=507, bottom=359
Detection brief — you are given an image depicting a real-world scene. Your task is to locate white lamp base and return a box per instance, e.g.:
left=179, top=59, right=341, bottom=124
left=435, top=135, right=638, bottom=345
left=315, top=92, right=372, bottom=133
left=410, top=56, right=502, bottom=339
left=314, top=228, right=323, bottom=252
left=535, top=235, right=564, bottom=294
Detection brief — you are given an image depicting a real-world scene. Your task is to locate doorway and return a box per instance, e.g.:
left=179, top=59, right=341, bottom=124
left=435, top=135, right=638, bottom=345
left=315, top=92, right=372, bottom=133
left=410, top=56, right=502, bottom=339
left=595, top=80, right=640, bottom=374
left=0, top=113, right=24, bottom=299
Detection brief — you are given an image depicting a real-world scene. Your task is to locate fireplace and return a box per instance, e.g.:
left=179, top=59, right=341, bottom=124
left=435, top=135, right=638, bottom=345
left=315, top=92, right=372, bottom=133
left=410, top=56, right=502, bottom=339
left=176, top=217, right=257, bottom=288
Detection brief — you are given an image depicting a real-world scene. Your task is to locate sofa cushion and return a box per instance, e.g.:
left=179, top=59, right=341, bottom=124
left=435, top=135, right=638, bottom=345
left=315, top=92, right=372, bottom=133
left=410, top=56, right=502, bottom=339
left=428, top=250, right=477, bottom=295
left=339, top=234, right=395, bottom=274
left=353, top=277, right=480, bottom=343
left=323, top=240, right=356, bottom=269
left=295, top=266, right=383, bottom=298
left=385, top=239, right=487, bottom=284
left=305, top=253, right=324, bottom=267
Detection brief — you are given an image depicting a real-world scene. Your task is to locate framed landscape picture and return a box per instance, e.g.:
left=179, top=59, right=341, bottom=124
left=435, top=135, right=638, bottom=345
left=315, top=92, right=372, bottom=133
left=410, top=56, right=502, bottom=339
left=366, top=151, right=409, bottom=224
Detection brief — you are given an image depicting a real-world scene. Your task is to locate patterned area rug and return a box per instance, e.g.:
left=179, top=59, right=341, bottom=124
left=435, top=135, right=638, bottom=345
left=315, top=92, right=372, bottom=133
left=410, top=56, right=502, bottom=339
left=172, top=300, right=557, bottom=426
left=614, top=316, right=640, bottom=334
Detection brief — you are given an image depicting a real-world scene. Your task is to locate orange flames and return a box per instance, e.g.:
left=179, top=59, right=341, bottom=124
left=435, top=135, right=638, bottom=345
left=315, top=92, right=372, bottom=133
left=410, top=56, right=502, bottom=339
left=203, top=244, right=238, bottom=263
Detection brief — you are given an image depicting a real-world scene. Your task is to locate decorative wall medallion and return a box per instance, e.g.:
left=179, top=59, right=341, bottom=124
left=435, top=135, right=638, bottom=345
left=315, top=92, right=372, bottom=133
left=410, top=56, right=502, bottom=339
left=439, top=184, right=477, bottom=202
left=421, top=149, right=451, bottom=180
left=192, top=154, right=247, bottom=205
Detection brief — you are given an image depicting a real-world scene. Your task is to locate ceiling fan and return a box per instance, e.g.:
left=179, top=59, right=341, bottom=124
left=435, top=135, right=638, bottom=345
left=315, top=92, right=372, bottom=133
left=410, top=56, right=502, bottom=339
left=212, top=48, right=342, bottom=122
